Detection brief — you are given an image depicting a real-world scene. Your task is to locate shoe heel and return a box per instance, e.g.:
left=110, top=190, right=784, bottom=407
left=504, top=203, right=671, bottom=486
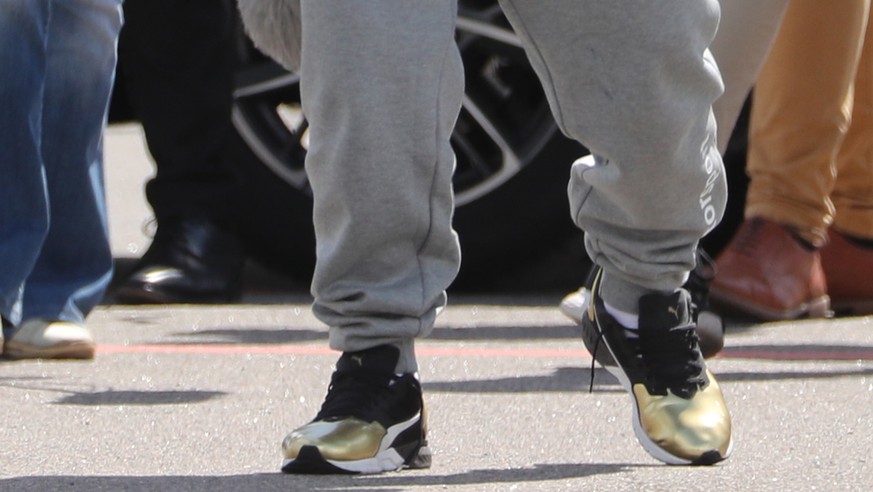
left=406, top=441, right=432, bottom=469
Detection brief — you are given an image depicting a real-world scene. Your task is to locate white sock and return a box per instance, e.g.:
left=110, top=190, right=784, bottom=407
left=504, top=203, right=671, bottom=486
left=604, top=302, right=639, bottom=330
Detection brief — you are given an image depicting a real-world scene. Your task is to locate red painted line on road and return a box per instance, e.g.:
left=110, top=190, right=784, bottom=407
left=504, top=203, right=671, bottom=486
left=97, top=344, right=873, bottom=361
left=420, top=346, right=588, bottom=358
left=97, top=344, right=336, bottom=355
left=97, top=344, right=587, bottom=358
left=721, top=349, right=873, bottom=361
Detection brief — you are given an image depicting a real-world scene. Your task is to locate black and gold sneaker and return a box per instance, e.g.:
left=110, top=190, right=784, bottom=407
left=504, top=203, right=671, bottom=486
left=281, top=345, right=430, bottom=474
left=582, top=267, right=733, bottom=465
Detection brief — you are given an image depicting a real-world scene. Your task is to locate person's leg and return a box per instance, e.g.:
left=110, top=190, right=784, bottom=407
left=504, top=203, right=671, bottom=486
left=114, top=0, right=244, bottom=304
left=20, top=0, right=121, bottom=325
left=0, top=0, right=121, bottom=359
left=0, top=0, right=52, bottom=328
left=244, top=0, right=462, bottom=474
left=832, top=12, right=873, bottom=239
left=746, top=0, right=871, bottom=245
left=824, top=8, right=873, bottom=313
left=501, top=0, right=725, bottom=310
left=118, top=0, right=239, bottom=226
left=301, top=0, right=463, bottom=375
left=498, top=0, right=731, bottom=465
left=712, top=0, right=870, bottom=320
left=559, top=0, right=789, bottom=352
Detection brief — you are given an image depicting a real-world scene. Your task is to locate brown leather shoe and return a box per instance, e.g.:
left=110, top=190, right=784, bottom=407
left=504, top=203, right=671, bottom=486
left=710, top=218, right=831, bottom=320
left=821, top=229, right=873, bottom=315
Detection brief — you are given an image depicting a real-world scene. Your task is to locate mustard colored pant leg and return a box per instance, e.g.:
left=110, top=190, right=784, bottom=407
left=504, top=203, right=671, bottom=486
left=832, top=17, right=873, bottom=240
left=745, top=0, right=871, bottom=246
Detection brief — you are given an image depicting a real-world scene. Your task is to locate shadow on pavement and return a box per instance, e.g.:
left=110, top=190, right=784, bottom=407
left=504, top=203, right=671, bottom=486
left=0, top=463, right=643, bottom=491
left=52, top=389, right=227, bottom=406
left=423, top=365, right=873, bottom=394
left=154, top=324, right=582, bottom=345
left=336, top=462, right=642, bottom=489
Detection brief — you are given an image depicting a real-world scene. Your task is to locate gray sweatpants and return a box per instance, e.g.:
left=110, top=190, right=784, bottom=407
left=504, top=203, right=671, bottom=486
left=240, top=0, right=725, bottom=372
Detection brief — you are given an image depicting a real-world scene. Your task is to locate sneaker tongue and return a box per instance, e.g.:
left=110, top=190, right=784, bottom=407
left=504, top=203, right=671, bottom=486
left=336, top=345, right=400, bottom=375
left=638, top=290, right=691, bottom=331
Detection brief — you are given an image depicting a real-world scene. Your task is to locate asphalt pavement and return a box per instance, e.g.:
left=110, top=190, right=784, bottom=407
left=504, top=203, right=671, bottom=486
left=0, top=125, right=871, bottom=491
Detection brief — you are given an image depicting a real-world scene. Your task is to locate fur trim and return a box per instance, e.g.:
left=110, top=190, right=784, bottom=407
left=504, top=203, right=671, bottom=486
left=236, top=0, right=301, bottom=71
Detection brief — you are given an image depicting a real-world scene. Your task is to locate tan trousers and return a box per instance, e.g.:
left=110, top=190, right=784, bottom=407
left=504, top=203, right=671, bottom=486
left=746, top=0, right=873, bottom=246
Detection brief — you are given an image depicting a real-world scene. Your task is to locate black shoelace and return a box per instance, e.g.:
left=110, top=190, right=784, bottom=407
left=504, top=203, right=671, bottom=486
left=588, top=320, right=705, bottom=398
left=587, top=324, right=639, bottom=393
left=588, top=335, right=601, bottom=393
left=640, top=325, right=706, bottom=399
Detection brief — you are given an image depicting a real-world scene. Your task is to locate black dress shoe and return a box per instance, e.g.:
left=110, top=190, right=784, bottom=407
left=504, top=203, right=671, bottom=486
left=114, top=218, right=245, bottom=304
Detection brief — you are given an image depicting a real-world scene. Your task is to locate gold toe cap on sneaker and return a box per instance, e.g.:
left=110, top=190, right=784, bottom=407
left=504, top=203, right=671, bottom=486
left=282, top=418, right=387, bottom=462
left=633, top=370, right=732, bottom=464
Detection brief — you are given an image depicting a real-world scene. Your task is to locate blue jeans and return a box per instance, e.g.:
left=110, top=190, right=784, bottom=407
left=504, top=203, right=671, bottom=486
left=0, top=0, right=123, bottom=326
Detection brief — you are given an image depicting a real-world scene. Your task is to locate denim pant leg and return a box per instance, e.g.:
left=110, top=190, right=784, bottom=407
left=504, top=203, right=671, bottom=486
left=0, top=0, right=53, bottom=325
left=0, top=0, right=122, bottom=325
left=24, top=0, right=123, bottom=323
